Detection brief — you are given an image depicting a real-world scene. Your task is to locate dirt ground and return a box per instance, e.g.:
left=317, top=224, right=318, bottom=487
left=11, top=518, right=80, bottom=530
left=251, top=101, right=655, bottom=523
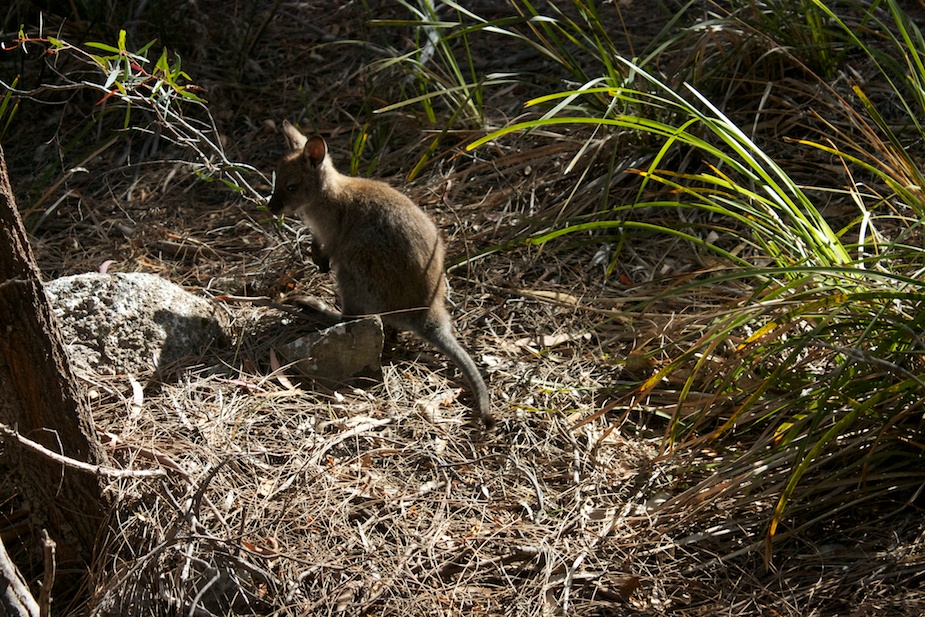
left=2, top=1, right=924, bottom=615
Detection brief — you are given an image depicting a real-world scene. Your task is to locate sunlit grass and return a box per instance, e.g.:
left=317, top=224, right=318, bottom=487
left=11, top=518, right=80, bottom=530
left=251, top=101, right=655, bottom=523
left=455, top=0, right=925, bottom=557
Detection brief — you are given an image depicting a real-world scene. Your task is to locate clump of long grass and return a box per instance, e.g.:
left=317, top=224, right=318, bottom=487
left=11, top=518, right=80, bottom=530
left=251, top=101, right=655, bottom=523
left=457, top=0, right=925, bottom=558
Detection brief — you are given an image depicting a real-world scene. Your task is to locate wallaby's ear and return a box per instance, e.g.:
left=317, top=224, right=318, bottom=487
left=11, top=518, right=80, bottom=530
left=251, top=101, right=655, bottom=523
left=281, top=120, right=308, bottom=152
left=303, top=136, right=327, bottom=168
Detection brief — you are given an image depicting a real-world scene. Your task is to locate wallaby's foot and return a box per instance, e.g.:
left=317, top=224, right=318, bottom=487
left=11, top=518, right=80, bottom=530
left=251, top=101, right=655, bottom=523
left=293, top=295, right=342, bottom=326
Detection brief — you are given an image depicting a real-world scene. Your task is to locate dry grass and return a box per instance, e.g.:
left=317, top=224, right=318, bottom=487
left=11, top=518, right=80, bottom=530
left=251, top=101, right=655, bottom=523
left=3, top=0, right=925, bottom=615
left=86, top=350, right=659, bottom=615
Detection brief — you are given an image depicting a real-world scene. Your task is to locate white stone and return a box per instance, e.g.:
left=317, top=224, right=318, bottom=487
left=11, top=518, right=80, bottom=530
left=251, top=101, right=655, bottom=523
left=44, top=272, right=226, bottom=375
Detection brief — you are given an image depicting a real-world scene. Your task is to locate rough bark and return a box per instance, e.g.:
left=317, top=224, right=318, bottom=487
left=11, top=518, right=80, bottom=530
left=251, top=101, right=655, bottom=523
left=0, top=145, right=109, bottom=576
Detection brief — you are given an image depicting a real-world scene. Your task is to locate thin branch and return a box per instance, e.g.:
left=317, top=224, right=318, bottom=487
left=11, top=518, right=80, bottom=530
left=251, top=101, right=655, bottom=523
left=0, top=422, right=167, bottom=478
left=38, top=531, right=55, bottom=617
left=0, top=535, right=39, bottom=617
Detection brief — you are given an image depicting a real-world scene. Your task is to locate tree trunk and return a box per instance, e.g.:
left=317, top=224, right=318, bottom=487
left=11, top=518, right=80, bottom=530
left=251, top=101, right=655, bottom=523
left=0, top=145, right=109, bottom=582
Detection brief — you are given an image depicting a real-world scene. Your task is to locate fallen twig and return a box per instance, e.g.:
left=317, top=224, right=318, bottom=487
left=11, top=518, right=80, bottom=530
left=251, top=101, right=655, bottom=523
left=0, top=422, right=167, bottom=479
left=0, top=534, right=39, bottom=617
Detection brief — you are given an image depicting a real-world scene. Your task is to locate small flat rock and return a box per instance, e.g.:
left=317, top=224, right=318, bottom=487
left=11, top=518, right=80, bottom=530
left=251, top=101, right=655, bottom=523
left=276, top=316, right=383, bottom=385
left=45, top=272, right=226, bottom=375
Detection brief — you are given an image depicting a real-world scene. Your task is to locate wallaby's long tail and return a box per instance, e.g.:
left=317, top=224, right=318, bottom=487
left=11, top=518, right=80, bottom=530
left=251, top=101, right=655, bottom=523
left=419, top=321, right=494, bottom=430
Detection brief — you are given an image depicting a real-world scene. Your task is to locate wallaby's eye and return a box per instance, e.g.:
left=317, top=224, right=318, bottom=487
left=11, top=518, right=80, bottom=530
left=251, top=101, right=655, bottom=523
left=286, top=184, right=298, bottom=192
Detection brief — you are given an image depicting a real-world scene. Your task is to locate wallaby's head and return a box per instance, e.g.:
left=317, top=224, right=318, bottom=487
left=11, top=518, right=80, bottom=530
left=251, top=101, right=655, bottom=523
left=268, top=121, right=330, bottom=216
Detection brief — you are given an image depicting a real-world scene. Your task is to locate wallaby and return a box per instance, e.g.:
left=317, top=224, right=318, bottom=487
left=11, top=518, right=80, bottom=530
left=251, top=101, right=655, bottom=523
left=268, top=121, right=494, bottom=430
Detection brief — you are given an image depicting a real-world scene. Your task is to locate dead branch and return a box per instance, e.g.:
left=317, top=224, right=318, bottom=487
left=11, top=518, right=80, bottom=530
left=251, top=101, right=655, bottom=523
left=0, top=535, right=39, bottom=617
left=0, top=422, right=167, bottom=479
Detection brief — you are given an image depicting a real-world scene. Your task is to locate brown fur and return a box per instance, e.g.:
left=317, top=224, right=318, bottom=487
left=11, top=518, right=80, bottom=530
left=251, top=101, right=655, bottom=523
left=268, top=121, right=493, bottom=429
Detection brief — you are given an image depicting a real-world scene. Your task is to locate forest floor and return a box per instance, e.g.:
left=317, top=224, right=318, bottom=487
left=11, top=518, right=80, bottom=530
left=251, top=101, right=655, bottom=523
left=2, top=1, right=924, bottom=615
